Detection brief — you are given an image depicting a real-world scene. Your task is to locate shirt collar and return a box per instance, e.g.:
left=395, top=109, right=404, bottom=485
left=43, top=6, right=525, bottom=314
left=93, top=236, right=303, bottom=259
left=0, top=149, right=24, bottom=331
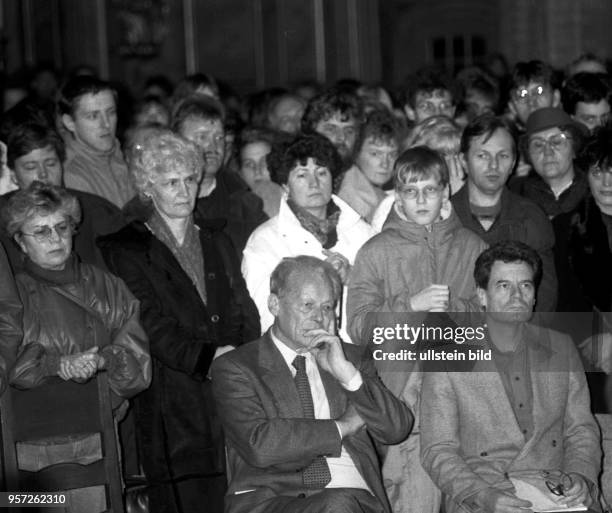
left=270, top=327, right=315, bottom=372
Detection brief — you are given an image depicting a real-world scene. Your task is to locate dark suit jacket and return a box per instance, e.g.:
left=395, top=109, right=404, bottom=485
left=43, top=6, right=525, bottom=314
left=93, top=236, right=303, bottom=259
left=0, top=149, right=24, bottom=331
left=98, top=220, right=260, bottom=479
left=195, top=171, right=268, bottom=258
left=211, top=332, right=413, bottom=513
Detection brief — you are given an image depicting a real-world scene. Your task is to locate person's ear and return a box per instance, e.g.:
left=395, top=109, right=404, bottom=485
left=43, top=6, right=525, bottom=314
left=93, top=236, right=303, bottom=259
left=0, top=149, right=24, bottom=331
left=61, top=113, right=76, bottom=134
left=476, top=287, right=487, bottom=310
left=281, top=183, right=290, bottom=196
left=552, top=89, right=561, bottom=108
left=9, top=169, right=19, bottom=187
left=459, top=151, right=468, bottom=173
left=403, top=104, right=416, bottom=122
left=508, top=100, right=518, bottom=119
left=14, top=234, right=27, bottom=255
left=268, top=293, right=280, bottom=317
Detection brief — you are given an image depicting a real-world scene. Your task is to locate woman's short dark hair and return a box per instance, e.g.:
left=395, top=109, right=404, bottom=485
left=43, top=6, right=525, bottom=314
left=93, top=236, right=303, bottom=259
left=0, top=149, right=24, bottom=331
left=7, top=123, right=66, bottom=169
left=270, top=255, right=342, bottom=302
left=460, top=114, right=516, bottom=155
left=276, top=133, right=342, bottom=185
left=394, top=146, right=449, bottom=190
left=473, top=240, right=542, bottom=290
left=576, top=123, right=612, bottom=172
left=2, top=182, right=81, bottom=238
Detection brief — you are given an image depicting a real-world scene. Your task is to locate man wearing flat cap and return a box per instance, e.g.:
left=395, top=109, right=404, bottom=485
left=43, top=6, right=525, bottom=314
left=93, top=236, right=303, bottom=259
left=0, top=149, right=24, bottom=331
left=510, top=107, right=589, bottom=311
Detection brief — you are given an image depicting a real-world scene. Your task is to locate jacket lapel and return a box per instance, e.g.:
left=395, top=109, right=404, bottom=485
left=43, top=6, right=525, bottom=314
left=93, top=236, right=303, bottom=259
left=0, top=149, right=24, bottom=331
left=258, top=334, right=303, bottom=418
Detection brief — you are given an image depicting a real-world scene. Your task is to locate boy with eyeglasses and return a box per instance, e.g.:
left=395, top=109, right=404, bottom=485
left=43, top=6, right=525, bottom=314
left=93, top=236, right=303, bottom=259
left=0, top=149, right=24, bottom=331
left=347, top=146, right=486, bottom=513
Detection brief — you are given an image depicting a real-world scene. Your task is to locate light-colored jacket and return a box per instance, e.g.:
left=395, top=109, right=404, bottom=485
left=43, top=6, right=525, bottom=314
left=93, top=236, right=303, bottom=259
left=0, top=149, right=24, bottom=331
left=347, top=202, right=487, bottom=349
left=346, top=202, right=486, bottom=513
left=337, top=165, right=390, bottom=223
left=64, top=136, right=134, bottom=208
left=242, top=194, right=375, bottom=339
left=420, top=324, right=601, bottom=513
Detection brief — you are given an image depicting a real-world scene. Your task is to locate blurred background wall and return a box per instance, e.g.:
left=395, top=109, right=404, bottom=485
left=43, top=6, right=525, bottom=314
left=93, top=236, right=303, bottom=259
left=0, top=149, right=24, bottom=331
left=1, top=0, right=611, bottom=94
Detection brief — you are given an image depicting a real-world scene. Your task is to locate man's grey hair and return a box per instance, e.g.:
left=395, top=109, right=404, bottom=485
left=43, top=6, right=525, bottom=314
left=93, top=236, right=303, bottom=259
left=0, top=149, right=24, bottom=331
left=270, top=255, right=342, bottom=302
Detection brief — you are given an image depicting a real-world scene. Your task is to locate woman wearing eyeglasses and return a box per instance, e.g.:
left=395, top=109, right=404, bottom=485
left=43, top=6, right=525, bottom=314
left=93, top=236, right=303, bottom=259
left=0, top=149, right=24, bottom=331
left=510, top=107, right=589, bottom=312
left=347, top=147, right=486, bottom=513
left=1, top=182, right=150, bottom=512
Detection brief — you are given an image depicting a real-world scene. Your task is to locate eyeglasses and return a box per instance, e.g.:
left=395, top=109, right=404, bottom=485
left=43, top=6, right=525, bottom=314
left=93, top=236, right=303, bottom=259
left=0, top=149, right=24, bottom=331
left=528, top=133, right=572, bottom=154
left=20, top=221, right=74, bottom=242
left=399, top=185, right=443, bottom=200
left=542, top=470, right=573, bottom=497
left=416, top=101, right=454, bottom=115
left=589, top=165, right=612, bottom=179
left=512, top=84, right=549, bottom=104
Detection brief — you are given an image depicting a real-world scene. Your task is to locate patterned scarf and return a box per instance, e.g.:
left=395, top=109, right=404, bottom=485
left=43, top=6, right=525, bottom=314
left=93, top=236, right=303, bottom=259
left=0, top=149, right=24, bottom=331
left=287, top=198, right=341, bottom=249
left=147, top=211, right=207, bottom=304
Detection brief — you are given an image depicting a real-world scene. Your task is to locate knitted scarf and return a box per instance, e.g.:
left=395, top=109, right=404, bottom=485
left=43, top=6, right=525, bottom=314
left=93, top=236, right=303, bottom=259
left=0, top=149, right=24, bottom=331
left=287, top=198, right=341, bottom=249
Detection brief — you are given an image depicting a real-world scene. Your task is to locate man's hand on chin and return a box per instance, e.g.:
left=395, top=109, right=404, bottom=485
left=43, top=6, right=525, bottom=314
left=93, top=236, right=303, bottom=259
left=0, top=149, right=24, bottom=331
left=303, top=328, right=358, bottom=386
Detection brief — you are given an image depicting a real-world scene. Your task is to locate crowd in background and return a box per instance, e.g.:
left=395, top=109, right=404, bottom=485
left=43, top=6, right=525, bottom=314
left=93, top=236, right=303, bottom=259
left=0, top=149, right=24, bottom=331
left=0, top=50, right=611, bottom=513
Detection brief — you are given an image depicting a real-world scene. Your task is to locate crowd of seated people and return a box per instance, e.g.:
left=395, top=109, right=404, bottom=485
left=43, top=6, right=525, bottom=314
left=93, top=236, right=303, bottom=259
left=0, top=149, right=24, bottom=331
left=0, top=51, right=611, bottom=513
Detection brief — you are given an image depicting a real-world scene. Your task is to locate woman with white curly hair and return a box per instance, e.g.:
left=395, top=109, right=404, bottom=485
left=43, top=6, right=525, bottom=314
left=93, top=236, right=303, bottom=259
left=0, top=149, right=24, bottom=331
left=98, top=129, right=260, bottom=513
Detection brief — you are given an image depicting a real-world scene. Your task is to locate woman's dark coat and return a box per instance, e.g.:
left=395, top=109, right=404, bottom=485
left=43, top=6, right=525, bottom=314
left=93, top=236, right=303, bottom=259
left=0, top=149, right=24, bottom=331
left=98, top=219, right=260, bottom=489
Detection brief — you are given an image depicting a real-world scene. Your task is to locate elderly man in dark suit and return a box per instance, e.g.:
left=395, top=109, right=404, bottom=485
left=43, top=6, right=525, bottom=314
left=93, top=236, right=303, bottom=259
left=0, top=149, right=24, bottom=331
left=211, top=255, right=413, bottom=513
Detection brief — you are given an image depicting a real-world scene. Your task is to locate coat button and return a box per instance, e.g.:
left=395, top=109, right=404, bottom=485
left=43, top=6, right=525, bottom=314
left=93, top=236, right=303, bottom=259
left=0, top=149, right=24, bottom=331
left=211, top=314, right=220, bottom=323
left=480, top=451, right=488, bottom=457
left=207, top=272, right=216, bottom=280
left=552, top=440, right=557, bottom=447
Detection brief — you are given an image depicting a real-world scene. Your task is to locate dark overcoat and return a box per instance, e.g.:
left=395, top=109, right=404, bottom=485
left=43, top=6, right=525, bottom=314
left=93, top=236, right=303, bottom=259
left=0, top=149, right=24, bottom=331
left=98, top=219, right=260, bottom=488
